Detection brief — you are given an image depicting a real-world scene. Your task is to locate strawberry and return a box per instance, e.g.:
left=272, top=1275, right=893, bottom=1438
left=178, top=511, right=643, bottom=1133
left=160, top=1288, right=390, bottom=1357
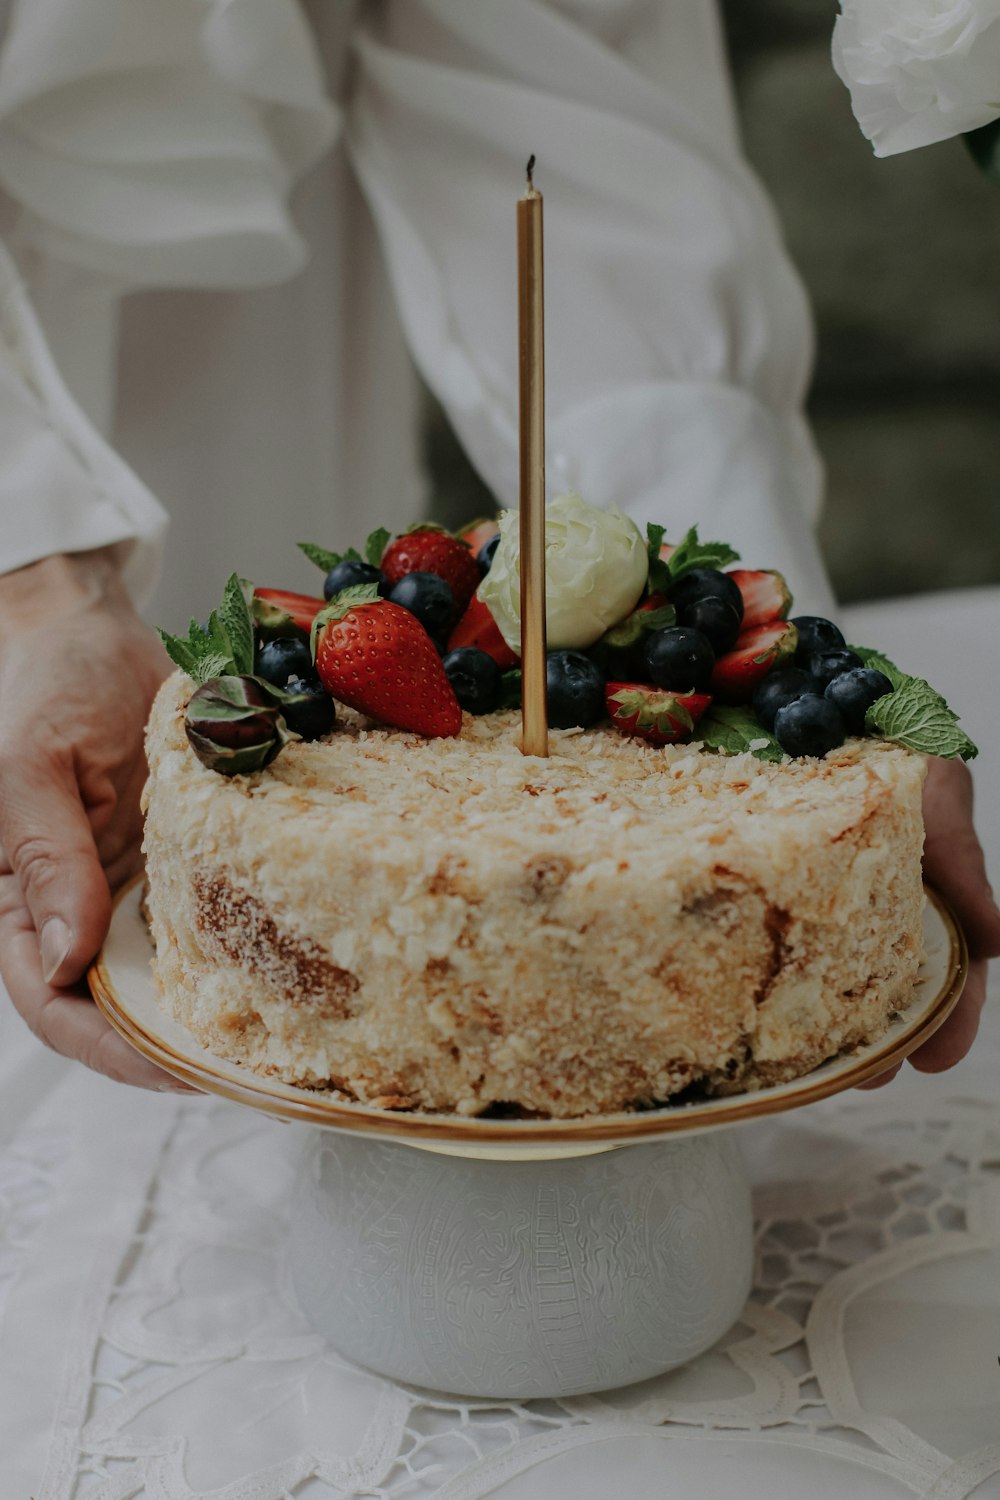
left=456, top=516, right=501, bottom=555
left=253, top=588, right=327, bottom=639
left=314, top=586, right=462, bottom=737
left=710, top=620, right=799, bottom=704
left=381, top=526, right=481, bottom=619
left=605, top=683, right=712, bottom=747
left=727, top=569, right=792, bottom=629
left=447, top=594, right=519, bottom=670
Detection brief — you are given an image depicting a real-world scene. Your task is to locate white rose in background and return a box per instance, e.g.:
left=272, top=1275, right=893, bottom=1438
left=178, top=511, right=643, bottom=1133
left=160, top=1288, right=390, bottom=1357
left=832, top=0, right=1000, bottom=156
left=479, top=492, right=648, bottom=653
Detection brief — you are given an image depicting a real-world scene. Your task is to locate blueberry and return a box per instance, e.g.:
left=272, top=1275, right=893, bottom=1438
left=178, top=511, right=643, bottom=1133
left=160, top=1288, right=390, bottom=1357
left=280, top=676, right=336, bottom=740
left=773, top=695, right=846, bottom=758
left=323, top=558, right=383, bottom=600
left=791, top=615, right=845, bottom=666
left=255, top=636, right=314, bottom=687
left=808, top=648, right=865, bottom=691
left=752, top=667, right=822, bottom=731
left=642, top=627, right=715, bottom=692
left=546, top=651, right=606, bottom=729
left=442, top=647, right=502, bottom=714
left=477, top=535, right=501, bottom=575
left=678, top=596, right=742, bottom=654
left=824, top=667, right=894, bottom=735
left=388, top=571, right=455, bottom=635
left=669, top=568, right=744, bottom=624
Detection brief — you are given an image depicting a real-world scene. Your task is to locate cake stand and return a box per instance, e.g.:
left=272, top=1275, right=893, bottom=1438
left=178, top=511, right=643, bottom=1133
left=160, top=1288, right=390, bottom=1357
left=90, top=879, right=966, bottom=1400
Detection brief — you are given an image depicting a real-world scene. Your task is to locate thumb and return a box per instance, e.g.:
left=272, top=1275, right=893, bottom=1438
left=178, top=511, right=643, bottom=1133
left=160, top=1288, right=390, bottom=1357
left=0, top=751, right=112, bottom=984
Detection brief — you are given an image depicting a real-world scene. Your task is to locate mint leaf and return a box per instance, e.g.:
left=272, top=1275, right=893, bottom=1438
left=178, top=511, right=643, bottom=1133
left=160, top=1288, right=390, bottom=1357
left=157, top=628, right=201, bottom=677
left=847, top=643, right=909, bottom=692
left=189, top=652, right=233, bottom=686
left=499, top=669, right=522, bottom=710
left=219, top=572, right=254, bottom=675
left=365, top=527, right=391, bottom=568
left=697, top=705, right=784, bottom=763
left=297, top=541, right=361, bottom=573
left=644, top=522, right=670, bottom=594
left=666, top=526, right=740, bottom=581
left=865, top=678, right=978, bottom=760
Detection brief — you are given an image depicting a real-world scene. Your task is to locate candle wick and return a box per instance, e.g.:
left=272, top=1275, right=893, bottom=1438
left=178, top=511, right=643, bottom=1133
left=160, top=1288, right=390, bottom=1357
left=526, top=153, right=535, bottom=188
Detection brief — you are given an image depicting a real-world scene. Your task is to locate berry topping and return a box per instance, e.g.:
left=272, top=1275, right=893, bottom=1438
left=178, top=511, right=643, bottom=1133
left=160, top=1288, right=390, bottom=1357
left=442, top=646, right=503, bottom=714
left=791, top=615, right=846, bottom=665
left=824, top=667, right=894, bottom=735
left=323, top=558, right=383, bottom=601
left=185, top=676, right=293, bottom=775
left=727, top=569, right=792, bottom=628
left=381, top=527, right=481, bottom=619
left=456, top=517, right=501, bottom=555
left=388, top=571, right=455, bottom=637
left=643, top=627, right=715, bottom=692
left=605, top=683, right=712, bottom=746
left=773, top=695, right=847, bottom=758
left=314, top=587, right=462, bottom=737
left=255, top=635, right=314, bottom=688
left=808, top=648, right=865, bottom=691
left=677, top=595, right=742, bottom=654
left=546, top=651, right=606, bottom=729
left=751, top=666, right=821, bottom=731
left=477, top=533, right=501, bottom=575
left=447, top=594, right=520, bottom=670
left=709, top=620, right=798, bottom=704
left=280, top=675, right=336, bottom=740
left=669, top=567, right=745, bottom=623
left=253, top=588, right=327, bottom=640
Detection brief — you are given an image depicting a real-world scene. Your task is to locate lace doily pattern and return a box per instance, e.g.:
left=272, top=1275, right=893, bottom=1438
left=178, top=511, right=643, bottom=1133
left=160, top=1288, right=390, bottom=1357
left=11, top=1093, right=1000, bottom=1500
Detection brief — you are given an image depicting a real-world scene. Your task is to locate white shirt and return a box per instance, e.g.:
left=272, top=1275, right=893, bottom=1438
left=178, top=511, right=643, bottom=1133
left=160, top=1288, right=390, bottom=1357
left=0, top=0, right=834, bottom=627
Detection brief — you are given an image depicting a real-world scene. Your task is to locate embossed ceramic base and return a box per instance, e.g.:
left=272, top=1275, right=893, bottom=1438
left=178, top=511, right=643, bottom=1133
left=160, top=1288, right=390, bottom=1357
left=288, top=1128, right=753, bottom=1399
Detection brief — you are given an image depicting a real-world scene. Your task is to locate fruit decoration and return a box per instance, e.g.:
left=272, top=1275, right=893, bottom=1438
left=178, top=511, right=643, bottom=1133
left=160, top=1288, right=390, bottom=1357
left=184, top=675, right=294, bottom=775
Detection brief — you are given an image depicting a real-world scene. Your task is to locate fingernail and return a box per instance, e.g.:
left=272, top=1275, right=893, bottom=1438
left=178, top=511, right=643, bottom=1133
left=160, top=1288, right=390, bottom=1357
left=156, top=1080, right=199, bottom=1094
left=40, top=917, right=74, bottom=984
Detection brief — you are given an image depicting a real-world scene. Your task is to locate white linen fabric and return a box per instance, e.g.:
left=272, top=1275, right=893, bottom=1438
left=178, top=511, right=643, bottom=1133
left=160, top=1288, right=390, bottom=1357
left=0, top=0, right=835, bottom=627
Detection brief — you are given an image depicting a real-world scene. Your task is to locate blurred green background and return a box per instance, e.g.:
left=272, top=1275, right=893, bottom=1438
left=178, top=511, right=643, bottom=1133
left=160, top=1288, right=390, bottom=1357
left=427, top=1, right=1000, bottom=605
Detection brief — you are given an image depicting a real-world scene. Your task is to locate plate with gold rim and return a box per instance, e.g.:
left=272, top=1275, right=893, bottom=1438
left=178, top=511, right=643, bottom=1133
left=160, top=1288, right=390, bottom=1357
left=89, top=876, right=967, bottom=1159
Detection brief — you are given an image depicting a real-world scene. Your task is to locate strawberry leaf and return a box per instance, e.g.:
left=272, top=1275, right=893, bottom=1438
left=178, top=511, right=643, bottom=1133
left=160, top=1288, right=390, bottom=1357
left=310, top=583, right=382, bottom=656
left=698, top=705, right=784, bottom=762
left=365, top=527, right=391, bottom=568
left=666, top=526, right=740, bottom=581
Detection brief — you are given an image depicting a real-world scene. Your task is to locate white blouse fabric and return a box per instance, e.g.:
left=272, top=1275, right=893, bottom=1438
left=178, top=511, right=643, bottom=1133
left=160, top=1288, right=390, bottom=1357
left=0, top=0, right=835, bottom=627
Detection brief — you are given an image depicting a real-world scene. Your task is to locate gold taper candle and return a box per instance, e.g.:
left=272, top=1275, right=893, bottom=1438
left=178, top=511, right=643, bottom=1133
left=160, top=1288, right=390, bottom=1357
left=517, top=155, right=548, bottom=757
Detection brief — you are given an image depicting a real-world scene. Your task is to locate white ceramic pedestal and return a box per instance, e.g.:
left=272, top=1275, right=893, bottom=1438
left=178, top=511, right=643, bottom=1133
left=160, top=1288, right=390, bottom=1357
left=287, top=1128, right=753, bottom=1399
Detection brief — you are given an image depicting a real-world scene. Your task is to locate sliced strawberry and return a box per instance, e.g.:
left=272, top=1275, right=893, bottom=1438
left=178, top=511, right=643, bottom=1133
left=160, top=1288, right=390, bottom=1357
left=659, top=541, right=676, bottom=562
left=315, top=588, right=462, bottom=737
left=447, top=594, right=519, bottom=670
left=605, top=683, right=712, bottom=747
left=456, top=516, right=501, bottom=555
left=727, top=569, right=792, bottom=629
left=253, top=588, right=327, bottom=639
left=381, top=526, right=481, bottom=619
left=710, top=620, right=799, bottom=704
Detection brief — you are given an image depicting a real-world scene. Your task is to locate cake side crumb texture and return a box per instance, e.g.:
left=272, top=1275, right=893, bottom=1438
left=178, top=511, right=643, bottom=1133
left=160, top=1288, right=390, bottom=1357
left=142, top=672, right=926, bottom=1116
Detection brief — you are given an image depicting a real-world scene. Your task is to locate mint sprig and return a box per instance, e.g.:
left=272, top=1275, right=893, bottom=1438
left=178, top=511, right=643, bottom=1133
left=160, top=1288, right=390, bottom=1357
left=849, top=644, right=977, bottom=760
left=298, top=527, right=391, bottom=576
left=665, top=526, right=740, bottom=582
left=158, top=572, right=255, bottom=685
left=697, top=705, right=785, bottom=763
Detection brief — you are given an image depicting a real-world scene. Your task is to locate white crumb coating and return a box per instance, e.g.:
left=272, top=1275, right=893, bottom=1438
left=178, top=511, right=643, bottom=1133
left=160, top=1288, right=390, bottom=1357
left=142, top=672, right=927, bottom=1117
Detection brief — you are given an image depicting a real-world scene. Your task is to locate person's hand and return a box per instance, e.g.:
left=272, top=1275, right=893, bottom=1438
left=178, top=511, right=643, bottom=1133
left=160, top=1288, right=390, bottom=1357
left=0, top=549, right=189, bottom=1089
left=859, top=755, right=1000, bottom=1089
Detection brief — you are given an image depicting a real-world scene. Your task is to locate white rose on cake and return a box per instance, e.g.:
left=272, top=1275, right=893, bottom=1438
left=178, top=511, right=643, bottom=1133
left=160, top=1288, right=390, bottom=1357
left=479, top=492, right=647, bottom=653
left=832, top=0, right=1000, bottom=155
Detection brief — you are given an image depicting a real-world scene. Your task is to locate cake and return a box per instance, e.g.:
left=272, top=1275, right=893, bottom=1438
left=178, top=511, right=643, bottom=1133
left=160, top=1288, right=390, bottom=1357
left=143, top=675, right=926, bottom=1117
left=142, top=502, right=972, bottom=1117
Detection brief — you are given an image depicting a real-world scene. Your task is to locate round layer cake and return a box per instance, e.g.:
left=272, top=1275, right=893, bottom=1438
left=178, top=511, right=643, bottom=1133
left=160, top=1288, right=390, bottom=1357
left=142, top=672, right=926, bottom=1117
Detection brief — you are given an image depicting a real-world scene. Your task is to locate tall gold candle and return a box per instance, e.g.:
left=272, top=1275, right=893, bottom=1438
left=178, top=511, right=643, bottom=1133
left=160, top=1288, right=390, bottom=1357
left=517, top=155, right=548, bottom=758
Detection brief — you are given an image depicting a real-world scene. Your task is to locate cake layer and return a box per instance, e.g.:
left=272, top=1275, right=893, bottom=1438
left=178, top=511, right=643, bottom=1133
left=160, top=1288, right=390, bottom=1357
left=142, top=672, right=926, bottom=1117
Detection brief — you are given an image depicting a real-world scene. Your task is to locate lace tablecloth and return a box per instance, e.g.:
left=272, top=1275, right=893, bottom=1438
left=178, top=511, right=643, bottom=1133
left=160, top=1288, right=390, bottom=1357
left=3, top=590, right=999, bottom=1500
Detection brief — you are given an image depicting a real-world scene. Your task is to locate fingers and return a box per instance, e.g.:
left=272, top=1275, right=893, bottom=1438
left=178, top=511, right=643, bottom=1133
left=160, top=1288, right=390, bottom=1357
left=907, top=958, right=987, bottom=1074
left=0, top=746, right=112, bottom=985
left=923, top=758, right=1000, bottom=958
left=0, top=875, right=193, bottom=1092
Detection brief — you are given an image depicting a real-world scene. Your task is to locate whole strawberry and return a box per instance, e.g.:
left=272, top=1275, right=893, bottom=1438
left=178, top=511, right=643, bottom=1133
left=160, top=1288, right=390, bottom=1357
left=380, top=525, right=480, bottom=620
left=313, top=585, right=462, bottom=737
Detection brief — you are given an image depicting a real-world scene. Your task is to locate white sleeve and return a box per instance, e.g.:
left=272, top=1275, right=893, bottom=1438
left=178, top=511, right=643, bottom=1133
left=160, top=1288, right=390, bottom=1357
left=0, top=0, right=337, bottom=601
left=347, top=0, right=835, bottom=613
